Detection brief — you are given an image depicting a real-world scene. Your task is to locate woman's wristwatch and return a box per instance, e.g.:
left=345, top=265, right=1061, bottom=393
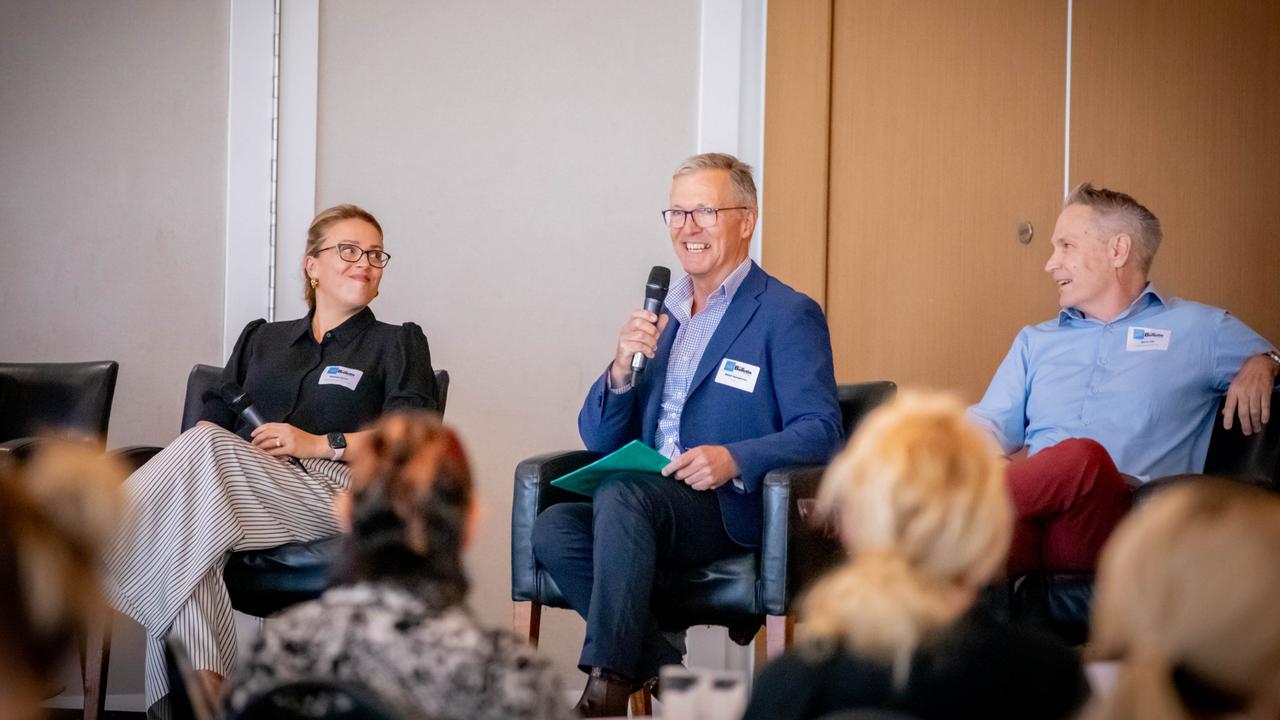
left=327, top=432, right=347, bottom=461
left=1266, top=349, right=1280, bottom=368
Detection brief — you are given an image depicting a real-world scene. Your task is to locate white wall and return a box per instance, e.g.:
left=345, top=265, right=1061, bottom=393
left=4, top=0, right=766, bottom=706
left=1, top=1, right=231, bottom=706
left=314, top=0, right=700, bottom=683
left=0, top=0, right=230, bottom=447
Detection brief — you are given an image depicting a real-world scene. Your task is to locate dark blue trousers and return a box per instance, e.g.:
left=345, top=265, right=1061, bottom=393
left=531, top=472, right=745, bottom=682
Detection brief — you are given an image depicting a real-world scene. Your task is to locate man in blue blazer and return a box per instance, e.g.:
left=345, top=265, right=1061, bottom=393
left=532, top=153, right=842, bottom=716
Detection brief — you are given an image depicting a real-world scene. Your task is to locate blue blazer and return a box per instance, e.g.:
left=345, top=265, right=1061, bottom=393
left=578, top=262, right=843, bottom=547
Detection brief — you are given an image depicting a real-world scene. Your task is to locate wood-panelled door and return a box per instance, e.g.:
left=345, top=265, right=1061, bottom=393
left=763, top=1, right=1280, bottom=400
left=1070, top=0, right=1280, bottom=342
left=823, top=0, right=1068, bottom=400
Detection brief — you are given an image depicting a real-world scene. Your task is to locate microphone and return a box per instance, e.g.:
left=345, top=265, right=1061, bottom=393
left=220, top=382, right=308, bottom=474
left=630, top=265, right=671, bottom=376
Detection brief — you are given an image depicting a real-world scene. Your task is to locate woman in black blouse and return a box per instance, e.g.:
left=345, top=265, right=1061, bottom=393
left=104, top=204, right=437, bottom=714
left=742, top=392, right=1088, bottom=720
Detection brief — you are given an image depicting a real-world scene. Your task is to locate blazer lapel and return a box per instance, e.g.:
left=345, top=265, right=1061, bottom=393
left=686, top=265, right=765, bottom=398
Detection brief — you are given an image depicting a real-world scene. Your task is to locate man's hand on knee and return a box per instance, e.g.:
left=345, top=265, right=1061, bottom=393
left=1223, top=353, right=1278, bottom=435
left=662, top=445, right=739, bottom=491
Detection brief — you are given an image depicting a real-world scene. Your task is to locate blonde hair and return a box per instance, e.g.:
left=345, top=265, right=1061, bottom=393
left=302, top=204, right=383, bottom=311
left=0, top=444, right=125, bottom=715
left=673, top=152, right=758, bottom=209
left=800, top=391, right=1012, bottom=685
left=1088, top=481, right=1280, bottom=720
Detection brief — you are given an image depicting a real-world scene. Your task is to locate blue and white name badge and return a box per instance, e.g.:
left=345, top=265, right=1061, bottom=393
left=1126, top=326, right=1172, bottom=352
left=319, top=365, right=364, bottom=390
left=714, top=358, right=760, bottom=393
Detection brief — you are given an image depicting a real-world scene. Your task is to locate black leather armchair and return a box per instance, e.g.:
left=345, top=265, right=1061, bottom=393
left=1012, top=388, right=1280, bottom=644
left=0, top=360, right=119, bottom=457
left=116, top=364, right=451, bottom=614
left=0, top=360, right=120, bottom=719
left=510, top=381, right=896, bottom=665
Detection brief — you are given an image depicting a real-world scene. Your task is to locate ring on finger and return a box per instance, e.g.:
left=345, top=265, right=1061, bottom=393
left=276, top=437, right=282, bottom=448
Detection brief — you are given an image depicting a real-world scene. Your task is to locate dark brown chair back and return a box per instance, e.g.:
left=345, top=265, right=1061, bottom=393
left=1203, top=389, right=1280, bottom=488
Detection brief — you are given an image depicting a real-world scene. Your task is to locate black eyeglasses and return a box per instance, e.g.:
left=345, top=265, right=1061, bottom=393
left=661, top=206, right=751, bottom=229
left=314, top=243, right=391, bottom=268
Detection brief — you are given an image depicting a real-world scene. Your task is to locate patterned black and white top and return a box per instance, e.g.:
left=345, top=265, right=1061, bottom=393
left=224, top=581, right=571, bottom=720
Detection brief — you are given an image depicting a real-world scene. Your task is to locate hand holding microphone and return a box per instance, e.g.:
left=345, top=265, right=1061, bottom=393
left=610, top=266, right=671, bottom=388
left=220, top=382, right=311, bottom=474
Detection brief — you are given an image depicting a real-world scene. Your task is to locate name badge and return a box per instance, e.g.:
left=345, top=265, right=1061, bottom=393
left=319, top=365, right=364, bottom=390
left=714, top=358, right=760, bottom=393
left=1126, top=326, right=1172, bottom=352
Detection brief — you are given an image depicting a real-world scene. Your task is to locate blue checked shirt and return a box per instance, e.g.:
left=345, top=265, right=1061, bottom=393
left=653, top=258, right=754, bottom=460
left=970, top=285, right=1275, bottom=480
left=609, top=259, right=753, bottom=482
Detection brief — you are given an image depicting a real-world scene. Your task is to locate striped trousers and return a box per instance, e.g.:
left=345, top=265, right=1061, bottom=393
left=103, top=423, right=350, bottom=707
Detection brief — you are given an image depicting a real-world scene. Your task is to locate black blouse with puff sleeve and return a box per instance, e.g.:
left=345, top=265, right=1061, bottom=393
left=199, top=307, right=438, bottom=441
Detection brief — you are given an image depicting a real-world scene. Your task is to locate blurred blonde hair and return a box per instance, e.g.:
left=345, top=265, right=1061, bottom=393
left=1088, top=481, right=1280, bottom=720
left=800, top=391, right=1012, bottom=685
left=0, top=443, right=125, bottom=715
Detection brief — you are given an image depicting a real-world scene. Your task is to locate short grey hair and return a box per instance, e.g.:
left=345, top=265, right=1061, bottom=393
left=1065, top=182, right=1163, bottom=275
left=673, top=152, right=758, bottom=209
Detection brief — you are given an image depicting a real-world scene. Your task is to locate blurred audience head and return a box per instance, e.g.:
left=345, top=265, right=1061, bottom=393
left=1089, top=480, right=1280, bottom=720
left=0, top=443, right=124, bottom=717
left=801, top=391, right=1011, bottom=684
left=341, top=410, right=473, bottom=607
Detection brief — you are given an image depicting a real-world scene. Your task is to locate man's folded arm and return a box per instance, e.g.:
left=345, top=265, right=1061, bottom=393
left=1211, top=310, right=1277, bottom=391
left=969, top=329, right=1032, bottom=455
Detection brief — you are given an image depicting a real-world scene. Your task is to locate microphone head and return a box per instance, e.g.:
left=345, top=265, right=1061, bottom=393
left=644, top=265, right=671, bottom=302
left=219, top=381, right=251, bottom=413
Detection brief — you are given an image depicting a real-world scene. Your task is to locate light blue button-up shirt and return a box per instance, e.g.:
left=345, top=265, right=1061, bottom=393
left=970, top=285, right=1274, bottom=480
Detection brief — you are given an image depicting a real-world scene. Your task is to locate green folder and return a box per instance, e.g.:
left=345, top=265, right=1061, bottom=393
left=551, top=440, right=670, bottom=497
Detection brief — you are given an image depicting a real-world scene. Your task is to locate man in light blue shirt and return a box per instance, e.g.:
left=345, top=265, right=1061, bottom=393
left=971, top=184, right=1278, bottom=575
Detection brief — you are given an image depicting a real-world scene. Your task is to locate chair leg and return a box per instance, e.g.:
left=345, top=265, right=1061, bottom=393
left=81, top=609, right=112, bottom=720
left=513, top=600, right=542, bottom=649
left=629, top=686, right=652, bottom=716
left=764, top=614, right=794, bottom=661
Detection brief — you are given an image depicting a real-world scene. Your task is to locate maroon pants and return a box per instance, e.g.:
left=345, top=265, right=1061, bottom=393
left=1006, top=438, right=1133, bottom=576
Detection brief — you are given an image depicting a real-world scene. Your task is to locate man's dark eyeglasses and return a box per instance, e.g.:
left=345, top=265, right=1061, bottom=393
left=661, top=206, right=751, bottom=229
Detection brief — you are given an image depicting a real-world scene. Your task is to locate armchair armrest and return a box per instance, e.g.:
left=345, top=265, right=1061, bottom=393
left=2, top=435, right=109, bottom=460
left=511, top=450, right=601, bottom=601
left=0, top=437, right=40, bottom=459
left=761, top=464, right=843, bottom=615
left=110, top=445, right=163, bottom=473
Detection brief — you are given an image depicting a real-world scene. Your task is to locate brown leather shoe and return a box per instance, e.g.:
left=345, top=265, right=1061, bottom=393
left=574, top=667, right=633, bottom=717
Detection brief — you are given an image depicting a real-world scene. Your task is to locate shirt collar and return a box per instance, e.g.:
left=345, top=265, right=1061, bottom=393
left=1058, top=283, right=1165, bottom=326
left=291, top=306, right=377, bottom=345
left=666, top=258, right=754, bottom=323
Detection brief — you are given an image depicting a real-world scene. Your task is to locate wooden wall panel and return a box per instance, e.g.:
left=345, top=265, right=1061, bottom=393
left=762, top=0, right=833, bottom=306
left=825, top=0, right=1068, bottom=400
left=1071, top=0, right=1280, bottom=343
